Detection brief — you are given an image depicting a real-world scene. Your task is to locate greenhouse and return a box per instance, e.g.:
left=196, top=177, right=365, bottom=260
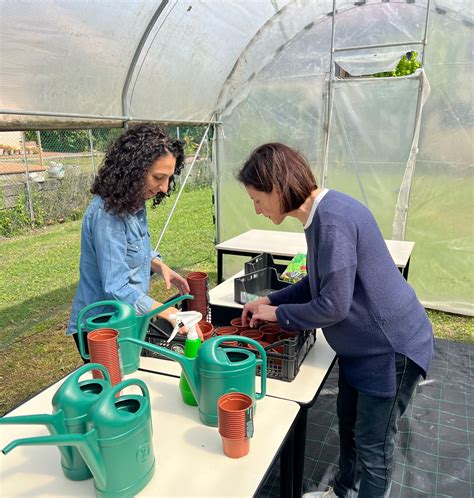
left=0, top=1, right=472, bottom=497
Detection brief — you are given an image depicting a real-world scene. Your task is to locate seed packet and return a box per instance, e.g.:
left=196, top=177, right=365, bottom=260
left=280, top=253, right=307, bottom=283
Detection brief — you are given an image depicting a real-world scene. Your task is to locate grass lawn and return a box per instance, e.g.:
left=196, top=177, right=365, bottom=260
left=0, top=185, right=472, bottom=415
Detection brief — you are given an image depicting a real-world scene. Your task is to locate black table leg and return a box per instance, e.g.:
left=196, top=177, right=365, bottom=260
left=217, top=250, right=224, bottom=284
left=403, top=257, right=411, bottom=280
left=293, top=407, right=309, bottom=497
left=280, top=422, right=295, bottom=498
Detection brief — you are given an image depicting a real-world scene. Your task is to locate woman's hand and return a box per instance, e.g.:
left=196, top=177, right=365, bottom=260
left=157, top=305, right=203, bottom=340
left=241, top=296, right=274, bottom=327
left=153, top=260, right=190, bottom=295
left=248, top=304, right=278, bottom=328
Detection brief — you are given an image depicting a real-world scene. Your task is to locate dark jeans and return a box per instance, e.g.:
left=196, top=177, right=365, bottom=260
left=334, top=354, right=422, bottom=498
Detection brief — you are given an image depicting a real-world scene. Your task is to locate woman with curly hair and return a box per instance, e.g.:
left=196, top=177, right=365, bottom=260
left=67, top=123, right=199, bottom=351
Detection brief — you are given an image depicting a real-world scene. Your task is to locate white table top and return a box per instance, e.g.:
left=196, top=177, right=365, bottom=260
left=209, top=269, right=245, bottom=309
left=140, top=329, right=336, bottom=405
left=0, top=371, right=299, bottom=497
left=216, top=229, right=415, bottom=268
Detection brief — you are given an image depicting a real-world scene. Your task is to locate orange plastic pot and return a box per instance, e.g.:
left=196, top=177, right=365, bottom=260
left=87, top=328, right=122, bottom=387
left=215, top=326, right=239, bottom=336
left=240, top=329, right=264, bottom=341
left=198, top=320, right=214, bottom=341
left=221, top=437, right=250, bottom=458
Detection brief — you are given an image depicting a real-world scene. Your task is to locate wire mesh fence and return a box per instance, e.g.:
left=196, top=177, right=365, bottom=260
left=0, top=126, right=212, bottom=237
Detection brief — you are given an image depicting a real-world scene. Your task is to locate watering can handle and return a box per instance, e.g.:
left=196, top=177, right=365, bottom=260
left=107, top=378, right=150, bottom=403
left=69, top=363, right=111, bottom=384
left=143, top=294, right=194, bottom=319
left=76, top=300, right=121, bottom=360
left=213, top=336, right=267, bottom=400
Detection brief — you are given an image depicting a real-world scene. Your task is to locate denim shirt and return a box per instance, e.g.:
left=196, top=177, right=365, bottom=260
left=67, top=195, right=160, bottom=335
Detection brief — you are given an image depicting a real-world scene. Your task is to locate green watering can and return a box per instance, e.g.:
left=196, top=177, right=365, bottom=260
left=0, top=363, right=111, bottom=481
left=121, top=335, right=267, bottom=427
left=77, top=294, right=193, bottom=374
left=2, top=379, right=154, bottom=498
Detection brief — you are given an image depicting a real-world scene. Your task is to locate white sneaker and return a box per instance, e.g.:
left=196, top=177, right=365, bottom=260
left=302, top=487, right=337, bottom=498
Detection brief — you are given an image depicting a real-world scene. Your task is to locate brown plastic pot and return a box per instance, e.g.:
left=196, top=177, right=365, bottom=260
left=229, top=317, right=251, bottom=332
left=259, top=324, right=281, bottom=343
left=218, top=392, right=253, bottom=440
left=187, top=271, right=209, bottom=317
left=87, top=328, right=122, bottom=386
left=278, top=331, right=298, bottom=341
left=269, top=343, right=285, bottom=367
left=240, top=329, right=264, bottom=341
left=221, top=340, right=240, bottom=347
left=247, top=340, right=270, bottom=352
left=198, top=320, right=214, bottom=340
left=215, top=326, right=239, bottom=336
left=221, top=437, right=250, bottom=458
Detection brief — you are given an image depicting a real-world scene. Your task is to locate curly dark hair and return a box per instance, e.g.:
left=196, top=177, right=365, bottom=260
left=91, top=123, right=185, bottom=216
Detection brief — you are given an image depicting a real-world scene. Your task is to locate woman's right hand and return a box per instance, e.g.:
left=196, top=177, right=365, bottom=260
left=241, top=296, right=271, bottom=327
left=157, top=305, right=203, bottom=340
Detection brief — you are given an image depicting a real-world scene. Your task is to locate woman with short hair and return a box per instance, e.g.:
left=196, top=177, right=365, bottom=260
left=238, top=142, right=434, bottom=498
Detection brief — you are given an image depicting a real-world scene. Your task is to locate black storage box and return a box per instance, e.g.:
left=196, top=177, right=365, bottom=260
left=244, top=252, right=287, bottom=276
left=234, top=267, right=291, bottom=304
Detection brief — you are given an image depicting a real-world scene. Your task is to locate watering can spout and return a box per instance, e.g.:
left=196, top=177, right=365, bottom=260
left=0, top=411, right=64, bottom=435
left=118, top=337, right=199, bottom=401
left=2, top=431, right=106, bottom=489
left=136, top=294, right=194, bottom=341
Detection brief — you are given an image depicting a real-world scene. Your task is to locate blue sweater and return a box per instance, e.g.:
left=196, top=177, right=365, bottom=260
left=271, top=190, right=434, bottom=397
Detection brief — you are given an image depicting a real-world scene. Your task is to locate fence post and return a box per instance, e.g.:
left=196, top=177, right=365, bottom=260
left=89, top=129, right=96, bottom=175
left=21, top=131, right=35, bottom=223
left=36, top=130, right=44, bottom=169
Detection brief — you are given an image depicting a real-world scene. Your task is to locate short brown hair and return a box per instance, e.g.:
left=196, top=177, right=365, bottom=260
left=237, top=143, right=317, bottom=213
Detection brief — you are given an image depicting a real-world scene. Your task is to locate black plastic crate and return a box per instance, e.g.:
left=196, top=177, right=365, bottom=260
left=244, top=252, right=287, bottom=276
left=141, top=317, right=187, bottom=358
left=234, top=267, right=291, bottom=304
left=244, top=329, right=316, bottom=382
left=208, top=303, right=316, bottom=382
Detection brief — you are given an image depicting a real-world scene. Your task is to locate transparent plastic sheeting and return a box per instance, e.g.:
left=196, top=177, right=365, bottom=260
left=217, top=2, right=473, bottom=315
left=0, top=0, right=291, bottom=126
left=0, top=0, right=472, bottom=313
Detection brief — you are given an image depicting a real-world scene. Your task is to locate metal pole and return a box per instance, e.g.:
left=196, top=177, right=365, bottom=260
left=21, top=131, right=35, bottom=223
left=213, top=115, right=222, bottom=244
left=88, top=129, right=97, bottom=175
left=121, top=0, right=169, bottom=119
left=154, top=120, right=213, bottom=251
left=421, top=0, right=432, bottom=66
left=321, top=0, right=337, bottom=187
left=36, top=130, right=44, bottom=170
left=0, top=108, right=221, bottom=125
left=392, top=0, right=432, bottom=240
left=333, top=40, right=424, bottom=53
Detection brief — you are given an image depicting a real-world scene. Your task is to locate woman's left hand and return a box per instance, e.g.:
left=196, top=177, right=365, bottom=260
left=155, top=260, right=190, bottom=295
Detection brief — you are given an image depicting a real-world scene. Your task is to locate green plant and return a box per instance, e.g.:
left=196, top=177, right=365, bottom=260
left=0, top=190, right=31, bottom=236
left=373, top=51, right=422, bottom=78
left=183, top=134, right=199, bottom=156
